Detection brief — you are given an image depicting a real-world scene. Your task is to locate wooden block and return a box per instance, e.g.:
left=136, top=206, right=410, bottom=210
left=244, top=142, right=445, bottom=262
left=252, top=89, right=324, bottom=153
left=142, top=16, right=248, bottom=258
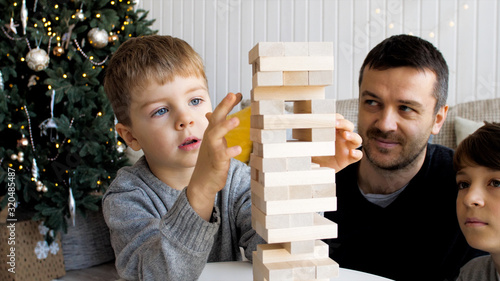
left=256, top=240, right=329, bottom=264
left=312, top=258, right=339, bottom=279
left=251, top=114, right=336, bottom=130
left=256, top=213, right=338, bottom=243
left=253, top=255, right=294, bottom=281
left=311, top=162, right=321, bottom=169
left=251, top=100, right=285, bottom=115
left=312, top=183, right=336, bottom=198
left=309, top=71, right=334, bottom=86
left=283, top=240, right=316, bottom=255
left=283, top=71, right=309, bottom=86
left=289, top=260, right=316, bottom=280
left=252, top=255, right=266, bottom=281
left=252, top=205, right=290, bottom=229
left=253, top=141, right=335, bottom=158
left=249, top=42, right=285, bottom=64
left=252, top=192, right=336, bottom=215
left=293, top=99, right=336, bottom=114
left=251, top=166, right=259, bottom=182
left=289, top=213, right=314, bottom=227
left=250, top=128, right=287, bottom=144
left=250, top=155, right=287, bottom=172
left=286, top=157, right=311, bottom=171
left=251, top=180, right=288, bottom=201
left=289, top=185, right=313, bottom=199
left=284, top=42, right=309, bottom=56
left=252, top=205, right=313, bottom=229
left=308, top=42, right=334, bottom=56
left=253, top=71, right=283, bottom=87
left=251, top=86, right=325, bottom=101
left=292, top=128, right=336, bottom=142
left=257, top=56, right=334, bottom=72
left=257, top=167, right=335, bottom=187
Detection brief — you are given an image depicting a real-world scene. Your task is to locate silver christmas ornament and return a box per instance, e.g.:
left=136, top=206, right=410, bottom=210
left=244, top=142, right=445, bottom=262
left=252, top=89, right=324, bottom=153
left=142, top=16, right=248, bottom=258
left=32, top=158, right=39, bottom=181
left=39, top=90, right=58, bottom=140
left=26, top=47, right=50, bottom=72
left=21, top=0, right=28, bottom=35
left=11, top=152, right=24, bottom=162
left=69, top=186, right=76, bottom=226
left=36, top=180, right=44, bottom=192
left=87, top=28, right=108, bottom=49
left=5, top=18, right=19, bottom=34
left=0, top=71, right=3, bottom=90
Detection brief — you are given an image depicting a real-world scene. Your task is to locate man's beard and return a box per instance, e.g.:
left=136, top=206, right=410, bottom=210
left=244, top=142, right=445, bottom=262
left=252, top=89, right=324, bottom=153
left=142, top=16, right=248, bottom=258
left=362, top=127, right=428, bottom=171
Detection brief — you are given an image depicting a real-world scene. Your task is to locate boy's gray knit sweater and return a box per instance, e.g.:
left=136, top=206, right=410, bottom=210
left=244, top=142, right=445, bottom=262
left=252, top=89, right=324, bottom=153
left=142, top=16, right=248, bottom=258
left=102, top=156, right=265, bottom=280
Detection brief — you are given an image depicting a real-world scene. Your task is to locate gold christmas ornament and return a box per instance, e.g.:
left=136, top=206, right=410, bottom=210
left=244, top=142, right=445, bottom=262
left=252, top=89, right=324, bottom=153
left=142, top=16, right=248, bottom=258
left=26, top=47, right=50, bottom=71
left=108, top=34, right=119, bottom=43
left=53, top=45, right=65, bottom=56
left=87, top=27, right=108, bottom=49
left=18, top=135, right=29, bottom=147
left=75, top=9, right=85, bottom=21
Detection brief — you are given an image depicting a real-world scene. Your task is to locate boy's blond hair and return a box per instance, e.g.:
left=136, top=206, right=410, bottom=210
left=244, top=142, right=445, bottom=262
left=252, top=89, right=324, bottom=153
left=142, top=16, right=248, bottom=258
left=104, top=35, right=207, bottom=126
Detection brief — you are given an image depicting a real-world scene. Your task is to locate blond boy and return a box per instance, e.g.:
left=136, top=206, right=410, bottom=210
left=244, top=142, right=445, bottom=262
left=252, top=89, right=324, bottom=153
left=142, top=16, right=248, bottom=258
left=103, top=35, right=361, bottom=280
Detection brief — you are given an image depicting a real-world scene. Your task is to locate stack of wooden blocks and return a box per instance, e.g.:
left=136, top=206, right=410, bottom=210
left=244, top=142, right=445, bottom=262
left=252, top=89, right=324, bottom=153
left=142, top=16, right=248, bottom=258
left=249, top=42, right=339, bottom=281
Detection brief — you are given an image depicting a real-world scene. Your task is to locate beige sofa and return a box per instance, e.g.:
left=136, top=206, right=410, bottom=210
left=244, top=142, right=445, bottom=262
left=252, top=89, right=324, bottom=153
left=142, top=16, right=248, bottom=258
left=63, top=97, right=499, bottom=273
left=336, top=97, right=500, bottom=149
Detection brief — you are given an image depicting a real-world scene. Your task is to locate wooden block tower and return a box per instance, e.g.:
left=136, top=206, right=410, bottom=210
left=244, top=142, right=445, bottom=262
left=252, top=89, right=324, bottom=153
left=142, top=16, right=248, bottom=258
left=249, top=42, right=339, bottom=280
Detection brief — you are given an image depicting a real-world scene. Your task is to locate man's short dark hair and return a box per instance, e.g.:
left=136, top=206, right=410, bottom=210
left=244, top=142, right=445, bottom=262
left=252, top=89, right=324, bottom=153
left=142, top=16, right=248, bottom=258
left=358, top=35, right=449, bottom=113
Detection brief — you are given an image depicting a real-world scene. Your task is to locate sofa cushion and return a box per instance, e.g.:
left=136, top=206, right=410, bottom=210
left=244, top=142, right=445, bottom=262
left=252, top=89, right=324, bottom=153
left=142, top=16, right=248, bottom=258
left=453, top=116, right=484, bottom=146
left=336, top=98, right=359, bottom=133
left=433, top=98, right=500, bottom=149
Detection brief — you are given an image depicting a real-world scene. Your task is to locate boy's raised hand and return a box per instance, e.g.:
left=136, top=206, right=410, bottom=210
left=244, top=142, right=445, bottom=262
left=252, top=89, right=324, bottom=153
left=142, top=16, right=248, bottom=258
left=187, top=92, right=243, bottom=221
left=312, top=114, right=363, bottom=172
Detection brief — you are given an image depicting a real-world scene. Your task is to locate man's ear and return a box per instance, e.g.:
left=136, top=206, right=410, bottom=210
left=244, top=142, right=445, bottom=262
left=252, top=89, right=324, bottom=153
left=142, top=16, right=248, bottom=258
left=431, top=105, right=449, bottom=135
left=116, top=123, right=142, bottom=151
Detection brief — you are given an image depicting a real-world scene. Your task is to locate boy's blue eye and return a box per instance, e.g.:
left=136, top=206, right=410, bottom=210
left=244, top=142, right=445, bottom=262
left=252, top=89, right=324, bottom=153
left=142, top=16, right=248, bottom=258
left=457, top=181, right=470, bottom=190
left=190, top=98, right=202, bottom=106
left=153, top=108, right=168, bottom=116
left=491, top=179, right=500, bottom=188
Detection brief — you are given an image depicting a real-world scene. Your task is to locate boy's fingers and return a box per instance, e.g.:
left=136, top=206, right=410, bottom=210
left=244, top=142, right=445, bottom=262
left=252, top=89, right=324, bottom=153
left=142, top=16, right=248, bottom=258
left=210, top=92, right=242, bottom=123
left=205, top=117, right=240, bottom=144
left=226, top=145, right=242, bottom=158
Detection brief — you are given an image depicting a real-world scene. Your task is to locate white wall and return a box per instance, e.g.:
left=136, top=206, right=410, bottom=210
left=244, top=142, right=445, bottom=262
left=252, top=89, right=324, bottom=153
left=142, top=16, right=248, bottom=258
left=137, top=0, right=500, bottom=108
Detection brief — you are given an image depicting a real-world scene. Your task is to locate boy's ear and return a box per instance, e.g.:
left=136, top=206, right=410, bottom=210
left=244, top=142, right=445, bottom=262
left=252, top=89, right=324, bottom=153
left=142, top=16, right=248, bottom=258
left=116, top=123, right=142, bottom=151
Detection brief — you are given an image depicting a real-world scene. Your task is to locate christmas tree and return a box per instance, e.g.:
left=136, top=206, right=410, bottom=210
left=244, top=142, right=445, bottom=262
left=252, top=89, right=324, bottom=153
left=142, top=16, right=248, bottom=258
left=0, top=0, right=156, bottom=242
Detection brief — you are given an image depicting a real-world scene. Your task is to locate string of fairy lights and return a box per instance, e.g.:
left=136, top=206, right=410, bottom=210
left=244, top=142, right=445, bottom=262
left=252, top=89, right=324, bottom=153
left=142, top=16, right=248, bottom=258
left=2, top=0, right=133, bottom=194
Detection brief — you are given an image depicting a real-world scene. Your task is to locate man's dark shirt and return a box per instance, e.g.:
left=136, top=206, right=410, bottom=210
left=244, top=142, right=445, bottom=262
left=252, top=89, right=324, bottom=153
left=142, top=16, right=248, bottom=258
left=324, top=144, right=485, bottom=281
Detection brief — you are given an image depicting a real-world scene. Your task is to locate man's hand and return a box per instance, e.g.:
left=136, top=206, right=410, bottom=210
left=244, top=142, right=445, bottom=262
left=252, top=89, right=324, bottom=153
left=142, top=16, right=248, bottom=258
left=313, top=114, right=363, bottom=172
left=187, top=92, right=243, bottom=221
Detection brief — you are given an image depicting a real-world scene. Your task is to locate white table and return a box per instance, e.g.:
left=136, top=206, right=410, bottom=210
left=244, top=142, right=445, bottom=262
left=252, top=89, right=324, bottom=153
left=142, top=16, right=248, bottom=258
left=199, top=261, right=394, bottom=281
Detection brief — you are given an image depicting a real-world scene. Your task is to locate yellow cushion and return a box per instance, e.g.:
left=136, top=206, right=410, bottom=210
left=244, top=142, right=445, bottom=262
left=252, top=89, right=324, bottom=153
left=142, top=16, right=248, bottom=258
left=226, top=106, right=252, bottom=163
